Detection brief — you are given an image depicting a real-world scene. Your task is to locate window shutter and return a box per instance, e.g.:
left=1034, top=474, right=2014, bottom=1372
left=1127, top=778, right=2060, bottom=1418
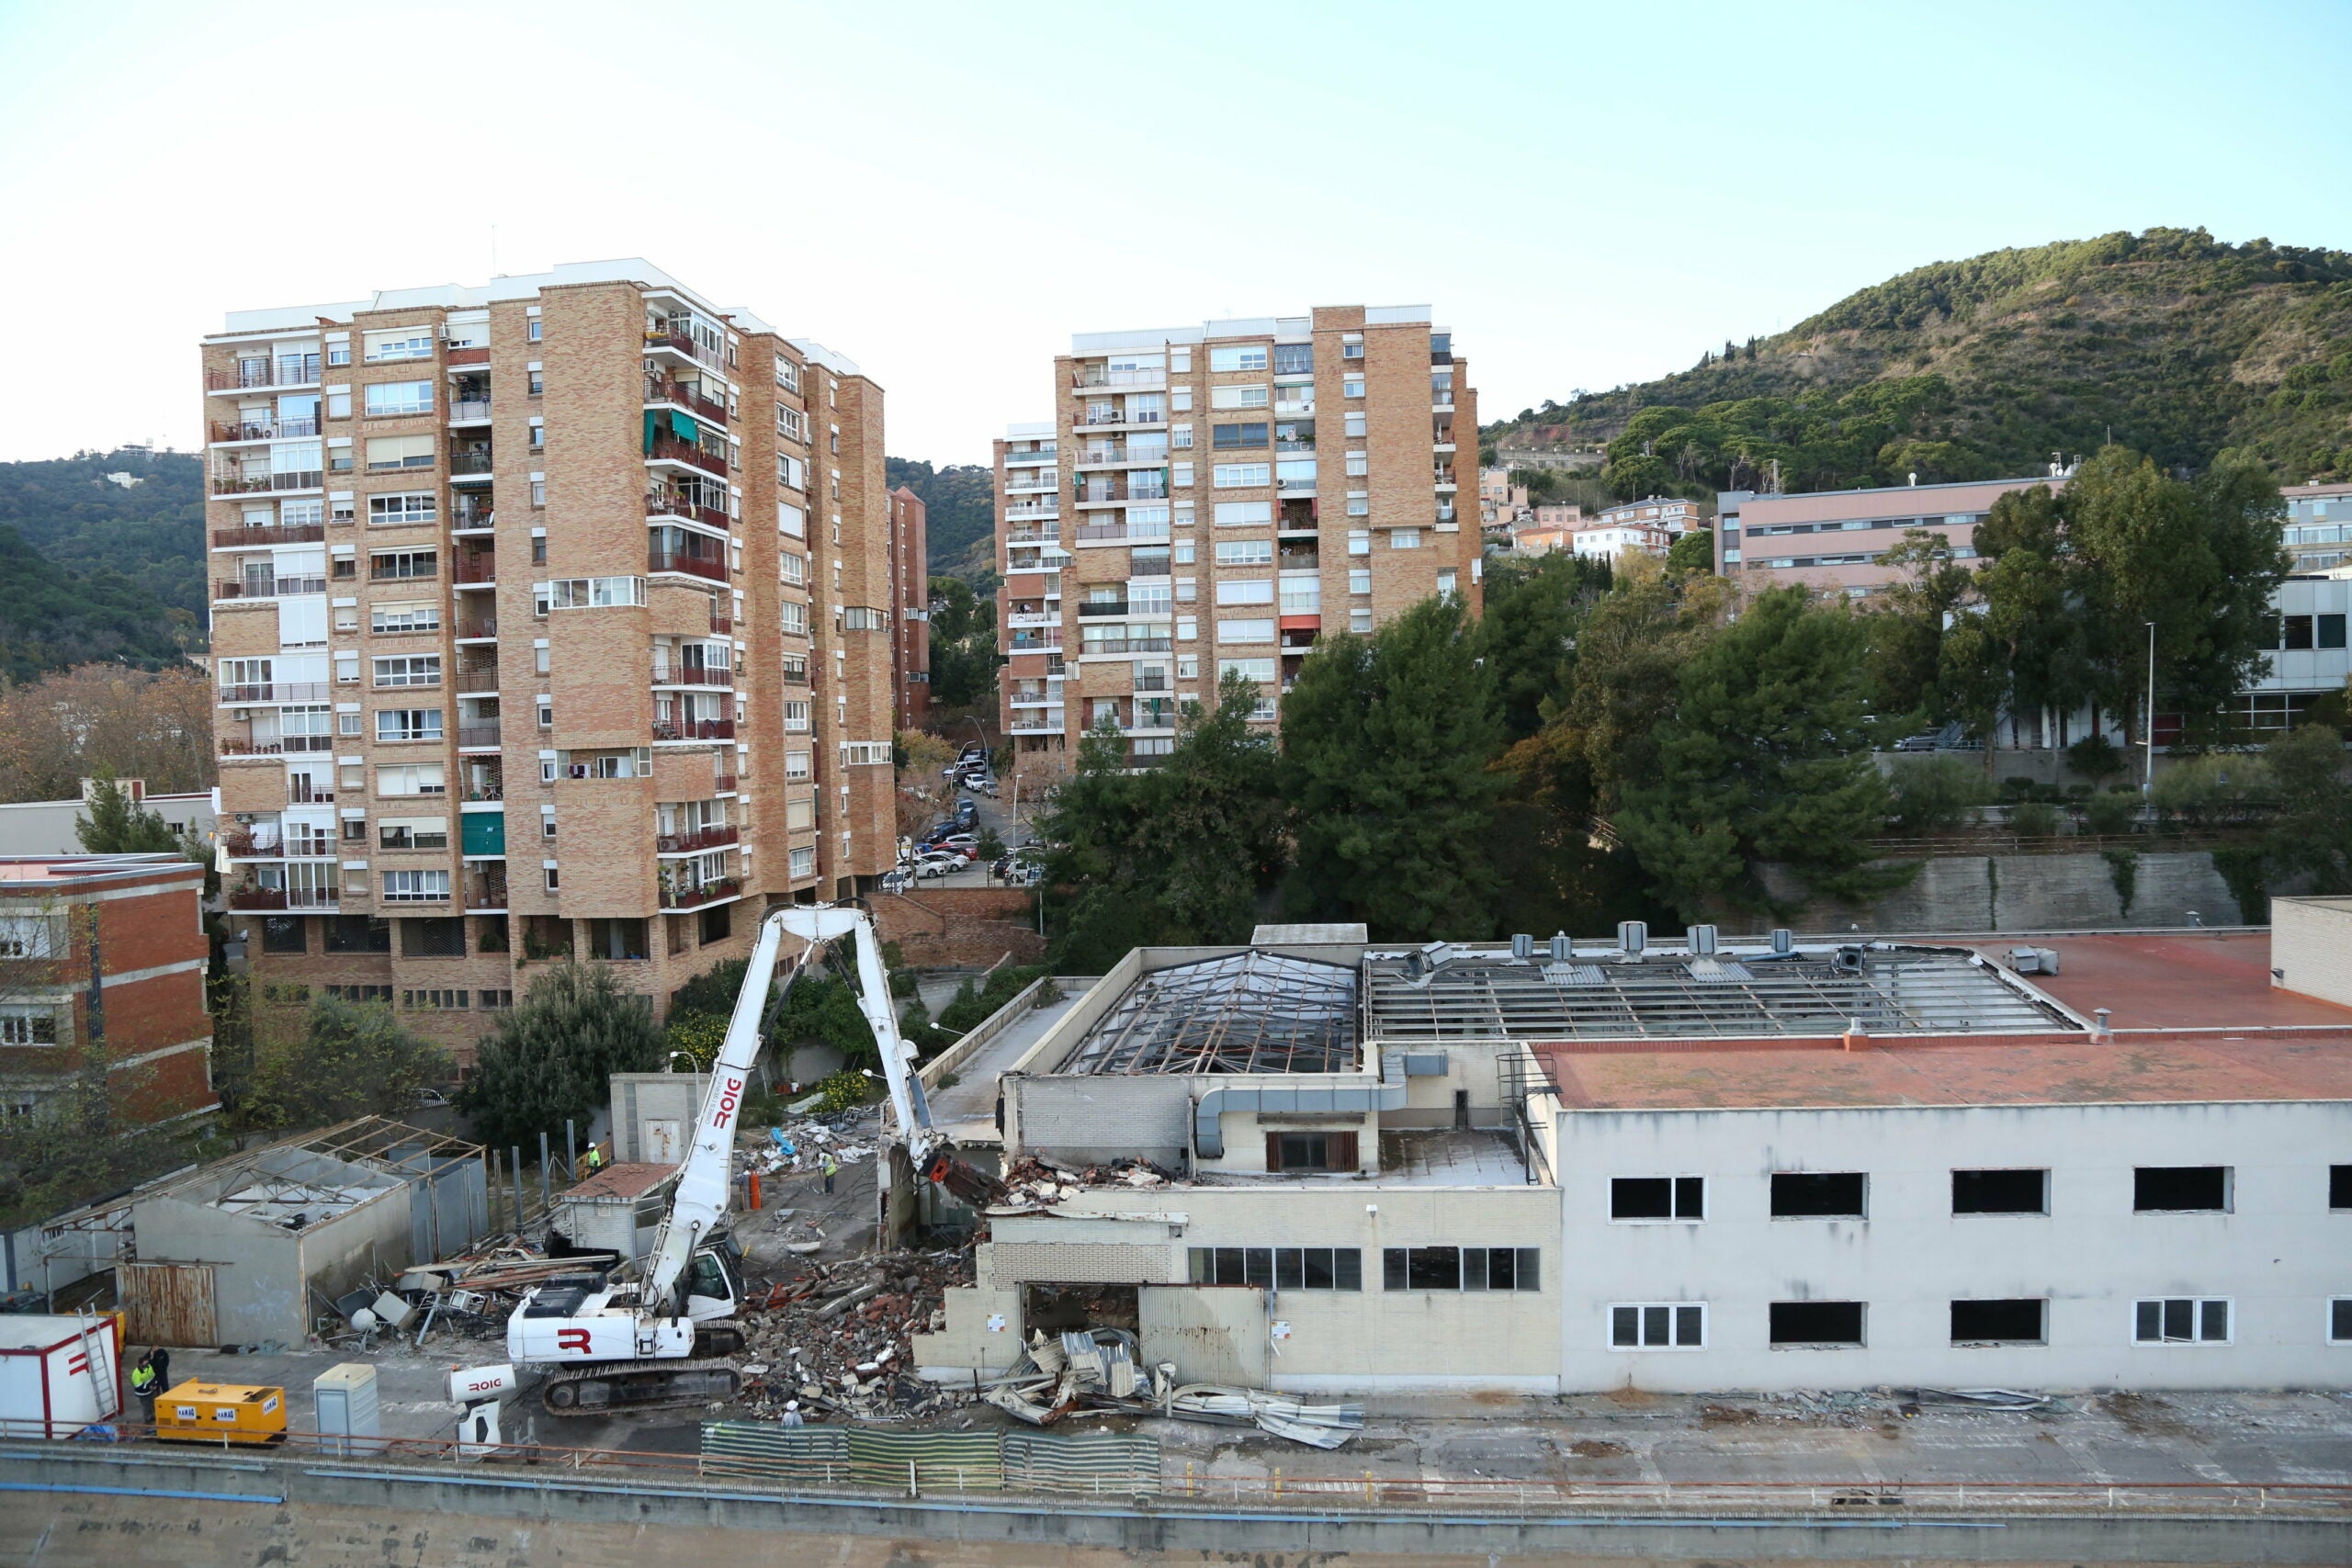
left=1329, top=1131, right=1357, bottom=1170
left=1264, top=1132, right=1283, bottom=1171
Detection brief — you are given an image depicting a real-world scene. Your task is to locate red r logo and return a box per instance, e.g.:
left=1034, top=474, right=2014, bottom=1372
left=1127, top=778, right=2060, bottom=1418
left=557, top=1328, right=593, bottom=1354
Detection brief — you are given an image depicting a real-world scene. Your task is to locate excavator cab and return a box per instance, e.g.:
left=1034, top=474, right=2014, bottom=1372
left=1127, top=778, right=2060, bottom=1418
left=683, top=1237, right=742, bottom=1322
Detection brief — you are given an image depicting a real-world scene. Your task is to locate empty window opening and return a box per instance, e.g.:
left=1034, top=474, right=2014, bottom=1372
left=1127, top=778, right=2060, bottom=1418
left=1264, top=1130, right=1357, bottom=1172
left=1769, top=1301, right=1865, bottom=1347
left=1954, top=1168, right=2049, bottom=1215
left=2134, top=1297, right=2230, bottom=1344
left=2134, top=1166, right=2230, bottom=1213
left=1381, top=1246, right=1539, bottom=1292
left=1611, top=1176, right=1703, bottom=1221
left=2331, top=1165, right=2352, bottom=1211
left=1453, top=1089, right=1470, bottom=1130
left=1951, top=1298, right=2046, bottom=1345
left=1023, top=1282, right=1137, bottom=1337
left=2331, top=1299, right=2352, bottom=1344
left=1188, top=1247, right=1362, bottom=1291
left=1611, top=1303, right=1705, bottom=1349
left=1771, top=1171, right=1867, bottom=1219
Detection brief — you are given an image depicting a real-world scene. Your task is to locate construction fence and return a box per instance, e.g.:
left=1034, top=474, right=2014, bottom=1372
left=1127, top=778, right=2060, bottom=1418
left=700, top=1422, right=1160, bottom=1495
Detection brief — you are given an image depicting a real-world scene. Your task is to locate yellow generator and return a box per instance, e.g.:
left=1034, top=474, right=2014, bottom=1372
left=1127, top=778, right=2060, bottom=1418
left=154, top=1381, right=288, bottom=1446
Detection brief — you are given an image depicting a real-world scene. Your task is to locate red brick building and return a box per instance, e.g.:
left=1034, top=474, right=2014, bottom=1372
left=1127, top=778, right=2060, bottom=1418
left=0, top=854, right=214, bottom=1127
left=888, top=485, right=930, bottom=728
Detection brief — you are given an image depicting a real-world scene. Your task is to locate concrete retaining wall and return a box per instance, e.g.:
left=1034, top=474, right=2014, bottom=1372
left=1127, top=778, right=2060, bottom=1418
left=2, top=1446, right=2345, bottom=1564
left=1758, top=850, right=2247, bottom=932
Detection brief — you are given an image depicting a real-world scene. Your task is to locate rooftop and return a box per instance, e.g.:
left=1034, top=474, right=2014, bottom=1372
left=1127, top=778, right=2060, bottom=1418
left=1999, top=929, right=2352, bottom=1031
left=558, top=1162, right=675, bottom=1202
left=0, top=852, right=205, bottom=890
left=1542, top=1030, right=2352, bottom=1113
left=1063, top=950, right=1359, bottom=1077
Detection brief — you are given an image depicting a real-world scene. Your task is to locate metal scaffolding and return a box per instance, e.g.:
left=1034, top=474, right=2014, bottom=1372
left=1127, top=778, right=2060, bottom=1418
left=1065, top=951, right=1360, bottom=1076
left=1364, top=947, right=2074, bottom=1042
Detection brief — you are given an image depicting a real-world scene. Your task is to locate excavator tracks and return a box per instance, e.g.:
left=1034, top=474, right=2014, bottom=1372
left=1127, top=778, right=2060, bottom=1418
left=539, top=1356, right=742, bottom=1416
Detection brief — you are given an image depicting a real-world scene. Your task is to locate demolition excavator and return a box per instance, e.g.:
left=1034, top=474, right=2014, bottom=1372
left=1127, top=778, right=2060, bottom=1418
left=462, top=903, right=992, bottom=1416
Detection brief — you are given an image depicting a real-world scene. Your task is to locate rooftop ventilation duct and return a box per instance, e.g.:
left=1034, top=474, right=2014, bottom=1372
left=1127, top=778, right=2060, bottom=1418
left=1770, top=928, right=1795, bottom=954
left=1687, top=925, right=1718, bottom=955
left=1618, top=920, right=1647, bottom=956
left=1550, top=932, right=1570, bottom=962
left=1510, top=932, right=1534, bottom=961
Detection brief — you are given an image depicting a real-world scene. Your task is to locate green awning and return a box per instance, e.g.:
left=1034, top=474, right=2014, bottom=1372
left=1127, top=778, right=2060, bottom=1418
left=670, top=409, right=699, bottom=445
left=643, top=410, right=658, bottom=455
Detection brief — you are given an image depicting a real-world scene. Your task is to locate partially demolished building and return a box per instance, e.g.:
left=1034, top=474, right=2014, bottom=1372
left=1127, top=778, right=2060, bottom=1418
left=914, top=922, right=2352, bottom=1395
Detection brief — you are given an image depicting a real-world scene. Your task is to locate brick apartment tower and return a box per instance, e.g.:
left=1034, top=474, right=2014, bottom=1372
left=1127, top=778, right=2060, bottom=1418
left=202, top=261, right=898, bottom=1069
left=887, top=486, right=930, bottom=728
left=0, top=854, right=215, bottom=1124
left=997, top=307, right=1476, bottom=761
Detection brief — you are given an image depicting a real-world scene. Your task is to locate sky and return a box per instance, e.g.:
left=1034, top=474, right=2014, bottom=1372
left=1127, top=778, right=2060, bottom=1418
left=1, top=0, right=2346, bottom=468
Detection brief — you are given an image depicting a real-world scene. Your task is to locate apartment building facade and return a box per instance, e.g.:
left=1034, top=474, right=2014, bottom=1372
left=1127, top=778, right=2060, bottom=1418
left=998, top=307, right=1477, bottom=761
left=202, top=260, right=897, bottom=1066
left=887, top=486, right=931, bottom=729
left=2280, top=479, right=2352, bottom=572
left=1593, top=496, right=1702, bottom=536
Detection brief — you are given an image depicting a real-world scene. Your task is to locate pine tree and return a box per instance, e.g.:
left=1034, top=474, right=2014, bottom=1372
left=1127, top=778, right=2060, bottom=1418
left=461, top=962, right=662, bottom=1150
left=242, top=994, right=452, bottom=1131
left=76, top=770, right=187, bottom=854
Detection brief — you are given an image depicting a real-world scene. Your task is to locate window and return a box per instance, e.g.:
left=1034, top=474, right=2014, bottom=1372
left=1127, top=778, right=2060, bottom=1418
left=526, top=318, right=542, bottom=343
left=1346, top=451, right=1369, bottom=477
left=400, top=916, right=466, bottom=955
left=2332, top=1299, right=2352, bottom=1344
left=364, top=434, right=435, bottom=472
left=783, top=700, right=811, bottom=731
left=372, top=655, right=441, bottom=688
left=361, top=327, right=433, bottom=363
left=1263, top=1130, right=1356, bottom=1171
left=1346, top=495, right=1370, bottom=516
left=327, top=344, right=352, bottom=367
left=371, top=602, right=439, bottom=635
left=2134, top=1166, right=2230, bottom=1213
left=1954, top=1168, right=2049, bottom=1214
left=1382, top=1247, right=1540, bottom=1292
left=1611, top=1303, right=1705, bottom=1349
left=531, top=536, right=547, bottom=565
left=527, top=369, right=544, bottom=397
left=370, top=548, right=437, bottom=580
left=1209, top=345, right=1269, bottom=372
left=538, top=576, right=646, bottom=610
left=1951, top=1299, right=2046, bottom=1345
left=363, top=381, right=434, bottom=417
left=1170, top=423, right=1193, bottom=449
left=1189, top=1247, right=1363, bottom=1291
left=1170, top=463, right=1193, bottom=489
left=1611, top=1176, right=1703, bottom=1221
left=1349, top=569, right=1372, bottom=595
left=0, top=1009, right=57, bottom=1047
left=1769, top=1302, right=1865, bottom=1347
left=1213, top=423, right=1269, bottom=450
left=381, top=870, right=452, bottom=903
left=1341, top=338, right=1363, bottom=359
left=1349, top=608, right=1373, bottom=633
left=378, top=817, right=449, bottom=851
left=376, top=709, right=444, bottom=743
left=0, top=915, right=62, bottom=959
left=1344, top=412, right=1367, bottom=438
left=368, top=492, right=436, bottom=527
left=1390, top=528, right=1420, bottom=549
left=1211, top=385, right=1270, bottom=411
left=1343, top=377, right=1365, bottom=399
left=1213, top=463, right=1271, bottom=490
left=1216, top=540, right=1273, bottom=566
left=530, top=480, right=547, bottom=508
left=1347, top=530, right=1371, bottom=558
left=536, top=696, right=552, bottom=729
left=840, top=740, right=892, bottom=765
left=1216, top=579, right=1274, bottom=605
left=2333, top=1165, right=2352, bottom=1210
left=1771, top=1172, right=1866, bottom=1219
left=698, top=904, right=731, bottom=944
left=1216, top=618, right=1274, bottom=645
left=403, top=988, right=469, bottom=1010
left=376, top=762, right=447, bottom=797
left=260, top=916, right=306, bottom=953
left=528, top=423, right=545, bottom=450
left=322, top=915, right=390, bottom=953
left=325, top=984, right=393, bottom=1003
left=1214, top=501, right=1272, bottom=527
left=587, top=918, right=649, bottom=961
left=2134, top=1297, right=2231, bottom=1344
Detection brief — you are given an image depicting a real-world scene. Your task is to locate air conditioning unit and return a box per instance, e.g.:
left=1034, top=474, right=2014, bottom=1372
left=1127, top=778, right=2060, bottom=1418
left=233, top=708, right=253, bottom=722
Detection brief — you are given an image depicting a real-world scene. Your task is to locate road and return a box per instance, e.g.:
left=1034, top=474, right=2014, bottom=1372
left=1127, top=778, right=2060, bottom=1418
left=899, top=773, right=1039, bottom=891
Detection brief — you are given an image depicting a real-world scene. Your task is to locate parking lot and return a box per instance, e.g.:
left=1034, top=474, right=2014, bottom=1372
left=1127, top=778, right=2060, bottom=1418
left=893, top=759, right=1040, bottom=891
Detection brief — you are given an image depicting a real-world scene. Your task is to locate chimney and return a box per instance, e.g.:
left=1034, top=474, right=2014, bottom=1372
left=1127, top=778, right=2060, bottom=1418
left=1842, top=1018, right=1871, bottom=1052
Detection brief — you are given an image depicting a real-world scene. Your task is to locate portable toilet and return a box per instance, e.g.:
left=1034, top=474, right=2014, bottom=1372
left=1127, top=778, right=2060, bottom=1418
left=313, top=1362, right=379, bottom=1456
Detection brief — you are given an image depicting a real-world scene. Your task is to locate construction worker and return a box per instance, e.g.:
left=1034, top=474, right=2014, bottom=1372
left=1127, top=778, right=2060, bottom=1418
left=129, top=1354, right=158, bottom=1427
left=820, top=1151, right=839, bottom=1196
left=583, top=1143, right=605, bottom=1174
left=149, top=1345, right=172, bottom=1402
left=779, top=1400, right=804, bottom=1428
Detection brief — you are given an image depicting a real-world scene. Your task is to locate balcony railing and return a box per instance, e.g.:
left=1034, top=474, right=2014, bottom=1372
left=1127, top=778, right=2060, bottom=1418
left=712, top=773, right=739, bottom=795
left=465, top=870, right=508, bottom=910
left=450, top=448, right=495, bottom=476
left=206, top=360, right=319, bottom=391
left=209, top=417, right=319, bottom=443
left=1003, top=509, right=1059, bottom=526
left=228, top=884, right=338, bottom=910
left=649, top=548, right=729, bottom=582
left=1077, top=600, right=1130, bottom=618
left=453, top=553, right=497, bottom=584
left=211, top=469, right=322, bottom=496
left=219, top=682, right=331, bottom=705
left=458, top=618, right=499, bottom=640
left=216, top=576, right=327, bottom=601
left=444, top=345, right=490, bottom=367
left=708, top=605, right=734, bottom=635
left=648, top=486, right=731, bottom=530
left=652, top=660, right=734, bottom=688
left=448, top=400, right=492, bottom=423
left=369, top=563, right=438, bottom=582
left=656, top=823, right=739, bottom=854
left=465, top=778, right=504, bottom=802
left=662, top=875, right=741, bottom=910
left=451, top=499, right=495, bottom=530
left=1279, top=553, right=1322, bottom=571
left=645, top=325, right=697, bottom=356
left=457, top=668, right=501, bottom=694
left=646, top=377, right=729, bottom=425
left=1073, top=368, right=1162, bottom=388
left=211, top=522, right=325, bottom=548
left=1008, top=717, right=1062, bottom=732
left=653, top=717, right=735, bottom=742
left=458, top=724, right=503, bottom=749
left=1079, top=637, right=1171, bottom=655
left=648, top=434, right=726, bottom=476
left=1076, top=409, right=1165, bottom=426
left=1008, top=635, right=1064, bottom=651
left=219, top=736, right=334, bottom=756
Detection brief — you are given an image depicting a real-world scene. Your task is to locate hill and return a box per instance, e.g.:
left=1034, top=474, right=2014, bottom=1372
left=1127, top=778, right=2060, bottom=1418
left=0, top=448, right=207, bottom=619
left=0, top=524, right=194, bottom=683
left=887, top=457, right=997, bottom=587
left=1485, top=228, right=2352, bottom=497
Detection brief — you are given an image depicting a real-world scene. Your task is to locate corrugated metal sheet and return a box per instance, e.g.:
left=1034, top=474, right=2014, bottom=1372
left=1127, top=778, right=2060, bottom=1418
left=119, top=1261, right=216, bottom=1348
left=1003, top=1430, right=1160, bottom=1494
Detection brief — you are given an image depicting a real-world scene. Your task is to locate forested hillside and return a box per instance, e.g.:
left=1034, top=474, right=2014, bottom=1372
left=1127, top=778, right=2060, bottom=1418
left=0, top=525, right=192, bottom=683
left=1486, top=228, right=2352, bottom=498
left=0, top=448, right=206, bottom=617
left=886, top=457, right=996, bottom=585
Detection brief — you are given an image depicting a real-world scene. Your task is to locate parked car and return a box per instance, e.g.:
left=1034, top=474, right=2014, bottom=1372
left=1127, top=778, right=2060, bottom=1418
left=879, top=869, right=911, bottom=893
left=912, top=854, right=961, bottom=880
left=413, top=1087, right=452, bottom=1110
left=936, top=833, right=981, bottom=855
left=1894, top=733, right=1941, bottom=752
left=918, top=821, right=959, bottom=844
left=957, top=742, right=988, bottom=763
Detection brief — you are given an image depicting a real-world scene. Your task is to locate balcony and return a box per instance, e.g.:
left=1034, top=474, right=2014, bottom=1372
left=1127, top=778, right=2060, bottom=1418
left=1007, top=634, right=1063, bottom=652
left=219, top=735, right=334, bottom=757
left=450, top=447, right=495, bottom=479
left=713, top=773, right=739, bottom=795
left=464, top=867, right=508, bottom=911
left=445, top=345, right=491, bottom=367
left=1003, top=508, right=1059, bottom=527
left=1008, top=716, right=1063, bottom=732
left=465, top=773, right=505, bottom=803
left=1003, top=473, right=1058, bottom=494
left=1073, top=367, right=1163, bottom=389
left=209, top=417, right=319, bottom=443
left=656, top=823, right=739, bottom=854
left=211, top=468, right=322, bottom=496
left=448, top=400, right=493, bottom=424
left=458, top=723, right=503, bottom=750
left=206, top=359, right=320, bottom=392
left=1076, top=408, right=1164, bottom=427
left=649, top=547, right=729, bottom=583
left=1003, top=450, right=1057, bottom=465
left=661, top=875, right=741, bottom=911
left=211, top=522, right=325, bottom=548
left=457, top=667, right=501, bottom=694
left=453, top=551, right=497, bottom=585
left=215, top=576, right=327, bottom=601
left=1077, top=600, right=1130, bottom=618
left=227, top=883, right=337, bottom=911
left=648, top=485, right=731, bottom=530
left=645, top=376, right=729, bottom=425
left=644, top=324, right=698, bottom=357
left=707, top=604, right=734, bottom=635
left=219, top=681, right=331, bottom=705
left=653, top=717, right=736, bottom=742
left=1079, top=637, right=1171, bottom=655
left=648, top=434, right=725, bottom=476
left=652, top=658, right=734, bottom=688
left=1279, top=551, right=1321, bottom=571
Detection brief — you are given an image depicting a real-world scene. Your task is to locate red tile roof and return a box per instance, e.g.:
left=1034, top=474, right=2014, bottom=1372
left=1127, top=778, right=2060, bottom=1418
left=558, top=1163, right=675, bottom=1201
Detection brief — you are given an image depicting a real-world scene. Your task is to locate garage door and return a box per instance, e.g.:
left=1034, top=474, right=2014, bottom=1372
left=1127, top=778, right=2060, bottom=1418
left=1140, top=1285, right=1267, bottom=1387
left=119, top=1261, right=217, bottom=1348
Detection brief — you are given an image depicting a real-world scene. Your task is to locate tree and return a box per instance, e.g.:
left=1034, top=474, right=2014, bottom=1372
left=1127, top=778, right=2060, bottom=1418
left=1615, top=587, right=1906, bottom=916
left=1665, top=527, right=1715, bottom=577
left=1282, top=596, right=1505, bottom=939
left=895, top=729, right=956, bottom=838
left=461, top=962, right=662, bottom=1150
left=1478, top=551, right=1609, bottom=742
left=75, top=770, right=189, bottom=854
left=1863, top=530, right=1975, bottom=727
left=2260, top=724, right=2352, bottom=893
left=0, top=664, right=215, bottom=805
left=1141, top=671, right=1287, bottom=940
left=1940, top=483, right=2096, bottom=744
left=1544, top=556, right=1732, bottom=818
left=240, top=995, right=452, bottom=1132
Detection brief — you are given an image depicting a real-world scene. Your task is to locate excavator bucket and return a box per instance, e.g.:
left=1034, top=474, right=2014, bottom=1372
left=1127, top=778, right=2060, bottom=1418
left=928, top=1151, right=1003, bottom=1208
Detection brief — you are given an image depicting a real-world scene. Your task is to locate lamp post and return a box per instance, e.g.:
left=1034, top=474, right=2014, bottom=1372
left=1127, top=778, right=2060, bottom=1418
left=2142, top=620, right=2157, bottom=796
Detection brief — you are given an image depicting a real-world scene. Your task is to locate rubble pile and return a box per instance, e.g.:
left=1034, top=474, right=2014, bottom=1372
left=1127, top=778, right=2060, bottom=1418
left=750, top=1111, right=879, bottom=1179
left=391, top=1238, right=623, bottom=1346
left=733, top=1245, right=977, bottom=1422
left=991, top=1155, right=1174, bottom=1212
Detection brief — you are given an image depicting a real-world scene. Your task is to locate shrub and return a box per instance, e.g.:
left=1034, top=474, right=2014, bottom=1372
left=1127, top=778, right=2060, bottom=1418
left=810, top=1069, right=877, bottom=1115
left=1886, top=757, right=1992, bottom=832
left=2081, top=790, right=2140, bottom=837
left=2009, top=801, right=2062, bottom=839
left=2065, top=732, right=2127, bottom=783
left=2152, top=755, right=2272, bottom=825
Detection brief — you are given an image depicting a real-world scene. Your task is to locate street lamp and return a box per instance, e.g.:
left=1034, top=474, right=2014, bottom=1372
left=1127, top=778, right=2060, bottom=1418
left=2142, top=620, right=2157, bottom=797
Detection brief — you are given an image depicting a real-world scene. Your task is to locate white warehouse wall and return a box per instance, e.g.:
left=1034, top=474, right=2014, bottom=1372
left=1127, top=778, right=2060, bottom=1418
left=1555, top=1099, right=2352, bottom=1393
